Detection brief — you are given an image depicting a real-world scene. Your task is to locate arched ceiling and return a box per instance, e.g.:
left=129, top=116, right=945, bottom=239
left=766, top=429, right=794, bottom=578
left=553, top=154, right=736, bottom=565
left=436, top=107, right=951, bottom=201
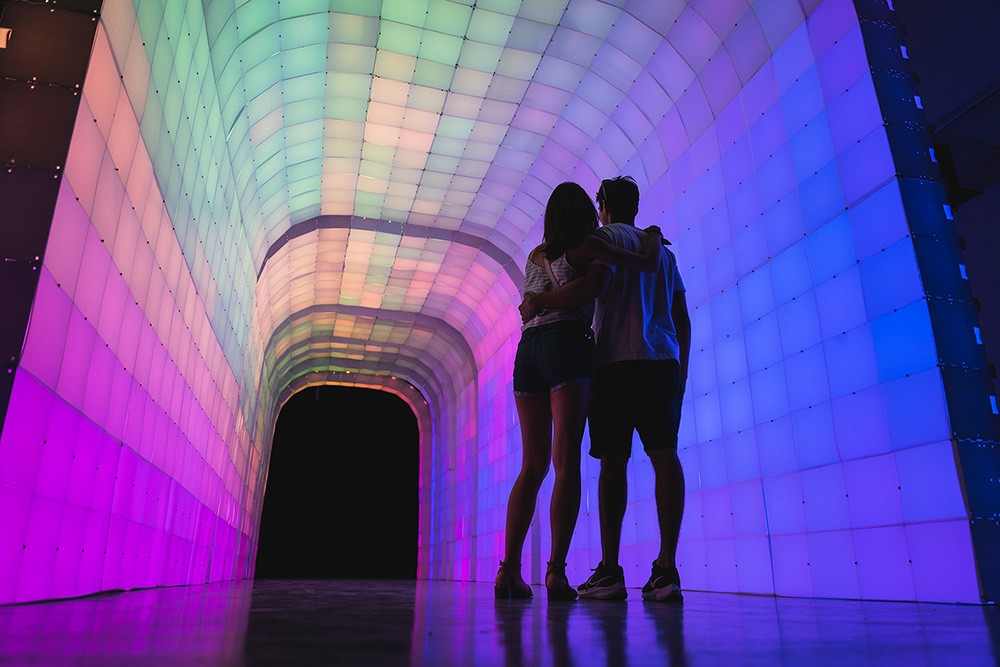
left=174, top=0, right=814, bottom=410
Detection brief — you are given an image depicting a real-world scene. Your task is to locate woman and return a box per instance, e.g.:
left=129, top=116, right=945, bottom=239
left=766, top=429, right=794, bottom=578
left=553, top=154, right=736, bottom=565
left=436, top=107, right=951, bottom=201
left=496, top=181, right=663, bottom=600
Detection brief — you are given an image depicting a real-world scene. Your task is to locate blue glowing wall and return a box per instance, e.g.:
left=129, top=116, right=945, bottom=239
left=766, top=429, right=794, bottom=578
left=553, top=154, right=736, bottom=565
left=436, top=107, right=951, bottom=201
left=557, top=0, right=999, bottom=603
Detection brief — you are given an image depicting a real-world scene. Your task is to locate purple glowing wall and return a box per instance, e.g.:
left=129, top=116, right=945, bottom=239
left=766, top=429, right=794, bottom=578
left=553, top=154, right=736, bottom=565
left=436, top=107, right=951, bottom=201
left=0, top=14, right=255, bottom=603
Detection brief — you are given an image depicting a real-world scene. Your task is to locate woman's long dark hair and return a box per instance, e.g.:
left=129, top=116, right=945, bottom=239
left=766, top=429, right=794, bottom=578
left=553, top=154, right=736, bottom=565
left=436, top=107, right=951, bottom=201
left=542, top=182, right=599, bottom=260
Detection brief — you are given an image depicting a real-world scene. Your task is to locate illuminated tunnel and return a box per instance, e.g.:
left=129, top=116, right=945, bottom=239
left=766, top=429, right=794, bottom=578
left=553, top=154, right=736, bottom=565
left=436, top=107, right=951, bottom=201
left=0, top=0, right=997, bottom=605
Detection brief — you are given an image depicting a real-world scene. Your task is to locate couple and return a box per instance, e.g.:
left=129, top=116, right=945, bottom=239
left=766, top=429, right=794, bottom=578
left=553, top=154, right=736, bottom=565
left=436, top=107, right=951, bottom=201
left=496, top=176, right=690, bottom=603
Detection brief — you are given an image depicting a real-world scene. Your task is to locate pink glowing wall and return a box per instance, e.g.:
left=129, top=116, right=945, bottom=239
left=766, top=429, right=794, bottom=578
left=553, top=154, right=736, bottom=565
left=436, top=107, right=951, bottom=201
left=0, top=22, right=254, bottom=603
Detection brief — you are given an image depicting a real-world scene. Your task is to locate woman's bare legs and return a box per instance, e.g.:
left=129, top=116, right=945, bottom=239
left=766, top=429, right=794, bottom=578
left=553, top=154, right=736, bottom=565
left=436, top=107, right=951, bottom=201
left=501, top=382, right=589, bottom=598
left=548, top=382, right=589, bottom=566
left=501, top=393, right=553, bottom=591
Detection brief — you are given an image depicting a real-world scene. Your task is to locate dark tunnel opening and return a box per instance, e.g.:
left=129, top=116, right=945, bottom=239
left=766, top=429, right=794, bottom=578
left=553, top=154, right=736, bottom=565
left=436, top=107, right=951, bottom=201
left=254, top=386, right=419, bottom=579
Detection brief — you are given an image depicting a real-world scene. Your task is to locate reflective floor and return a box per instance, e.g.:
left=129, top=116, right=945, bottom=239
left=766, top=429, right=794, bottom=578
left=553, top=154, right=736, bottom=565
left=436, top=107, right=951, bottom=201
left=0, top=579, right=997, bottom=666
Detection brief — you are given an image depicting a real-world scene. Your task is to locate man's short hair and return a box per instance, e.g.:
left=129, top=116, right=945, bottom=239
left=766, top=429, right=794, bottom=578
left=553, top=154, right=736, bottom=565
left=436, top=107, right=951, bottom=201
left=596, top=175, right=639, bottom=223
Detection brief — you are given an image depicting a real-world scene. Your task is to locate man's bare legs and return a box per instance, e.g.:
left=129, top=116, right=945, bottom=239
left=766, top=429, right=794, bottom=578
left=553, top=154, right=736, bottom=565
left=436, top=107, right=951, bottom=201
left=575, top=454, right=629, bottom=599
left=648, top=449, right=684, bottom=569
left=598, top=449, right=684, bottom=569
left=597, top=455, right=628, bottom=568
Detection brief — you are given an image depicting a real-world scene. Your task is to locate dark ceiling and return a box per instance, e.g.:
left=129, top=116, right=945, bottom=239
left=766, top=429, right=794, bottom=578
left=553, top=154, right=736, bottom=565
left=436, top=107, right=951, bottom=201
left=892, top=0, right=1000, bottom=204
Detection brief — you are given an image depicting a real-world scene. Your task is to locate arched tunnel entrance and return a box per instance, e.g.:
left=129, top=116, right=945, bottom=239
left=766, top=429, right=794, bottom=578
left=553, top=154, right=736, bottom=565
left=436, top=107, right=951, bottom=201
left=255, top=386, right=419, bottom=579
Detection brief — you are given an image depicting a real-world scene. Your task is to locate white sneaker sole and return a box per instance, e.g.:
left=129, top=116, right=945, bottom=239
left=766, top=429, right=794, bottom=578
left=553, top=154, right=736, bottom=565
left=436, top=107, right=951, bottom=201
left=641, top=583, right=683, bottom=602
left=578, top=585, right=627, bottom=601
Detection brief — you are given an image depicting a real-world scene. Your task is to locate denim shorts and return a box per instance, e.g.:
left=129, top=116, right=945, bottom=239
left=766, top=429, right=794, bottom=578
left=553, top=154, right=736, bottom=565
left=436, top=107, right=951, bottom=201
left=588, top=359, right=683, bottom=458
left=513, top=320, right=596, bottom=396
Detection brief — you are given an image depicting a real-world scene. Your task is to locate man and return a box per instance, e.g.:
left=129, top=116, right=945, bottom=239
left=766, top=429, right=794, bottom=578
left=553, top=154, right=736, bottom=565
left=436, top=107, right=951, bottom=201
left=519, top=175, right=690, bottom=602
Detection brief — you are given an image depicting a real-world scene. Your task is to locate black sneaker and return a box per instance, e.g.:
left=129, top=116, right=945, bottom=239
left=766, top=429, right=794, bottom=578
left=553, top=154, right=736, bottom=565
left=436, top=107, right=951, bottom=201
left=577, top=562, right=627, bottom=600
left=641, top=562, right=683, bottom=603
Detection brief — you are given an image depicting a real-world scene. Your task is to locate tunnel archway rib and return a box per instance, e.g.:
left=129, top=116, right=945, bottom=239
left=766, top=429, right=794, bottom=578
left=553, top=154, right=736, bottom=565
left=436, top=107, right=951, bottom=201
left=250, top=347, right=473, bottom=582
left=248, top=217, right=522, bottom=439
left=257, top=215, right=524, bottom=289
left=252, top=370, right=433, bottom=579
left=255, top=304, right=478, bottom=428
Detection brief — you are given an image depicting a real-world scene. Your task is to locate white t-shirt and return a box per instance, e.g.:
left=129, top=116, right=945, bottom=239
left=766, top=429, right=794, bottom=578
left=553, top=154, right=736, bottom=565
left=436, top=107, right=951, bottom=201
left=521, top=252, right=594, bottom=331
left=592, top=223, right=686, bottom=365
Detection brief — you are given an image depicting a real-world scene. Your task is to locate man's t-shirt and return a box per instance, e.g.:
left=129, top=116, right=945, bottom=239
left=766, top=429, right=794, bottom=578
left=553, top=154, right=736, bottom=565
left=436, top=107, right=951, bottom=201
left=592, top=223, right=686, bottom=366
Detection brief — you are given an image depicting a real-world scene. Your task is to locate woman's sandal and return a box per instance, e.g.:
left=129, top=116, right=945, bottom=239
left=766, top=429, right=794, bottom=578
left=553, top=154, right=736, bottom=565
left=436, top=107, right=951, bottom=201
left=495, top=560, right=532, bottom=600
left=546, top=561, right=578, bottom=601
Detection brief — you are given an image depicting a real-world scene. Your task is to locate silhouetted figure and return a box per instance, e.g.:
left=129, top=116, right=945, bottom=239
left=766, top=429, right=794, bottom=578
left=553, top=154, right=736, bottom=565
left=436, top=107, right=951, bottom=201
left=521, top=176, right=691, bottom=603
left=496, top=181, right=663, bottom=601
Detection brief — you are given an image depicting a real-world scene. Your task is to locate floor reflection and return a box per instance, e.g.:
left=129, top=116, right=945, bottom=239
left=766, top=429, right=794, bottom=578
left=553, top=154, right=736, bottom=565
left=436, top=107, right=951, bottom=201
left=545, top=601, right=576, bottom=667
left=0, top=579, right=252, bottom=666
left=0, top=579, right=996, bottom=666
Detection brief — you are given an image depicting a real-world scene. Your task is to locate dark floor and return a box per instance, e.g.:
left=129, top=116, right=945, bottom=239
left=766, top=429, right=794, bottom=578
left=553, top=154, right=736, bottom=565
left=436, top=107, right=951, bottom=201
left=0, top=579, right=997, bottom=666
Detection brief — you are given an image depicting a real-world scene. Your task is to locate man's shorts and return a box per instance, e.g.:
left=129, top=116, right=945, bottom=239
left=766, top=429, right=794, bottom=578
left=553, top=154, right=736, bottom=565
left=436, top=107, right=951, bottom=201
left=513, top=320, right=595, bottom=396
left=588, top=359, right=682, bottom=459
